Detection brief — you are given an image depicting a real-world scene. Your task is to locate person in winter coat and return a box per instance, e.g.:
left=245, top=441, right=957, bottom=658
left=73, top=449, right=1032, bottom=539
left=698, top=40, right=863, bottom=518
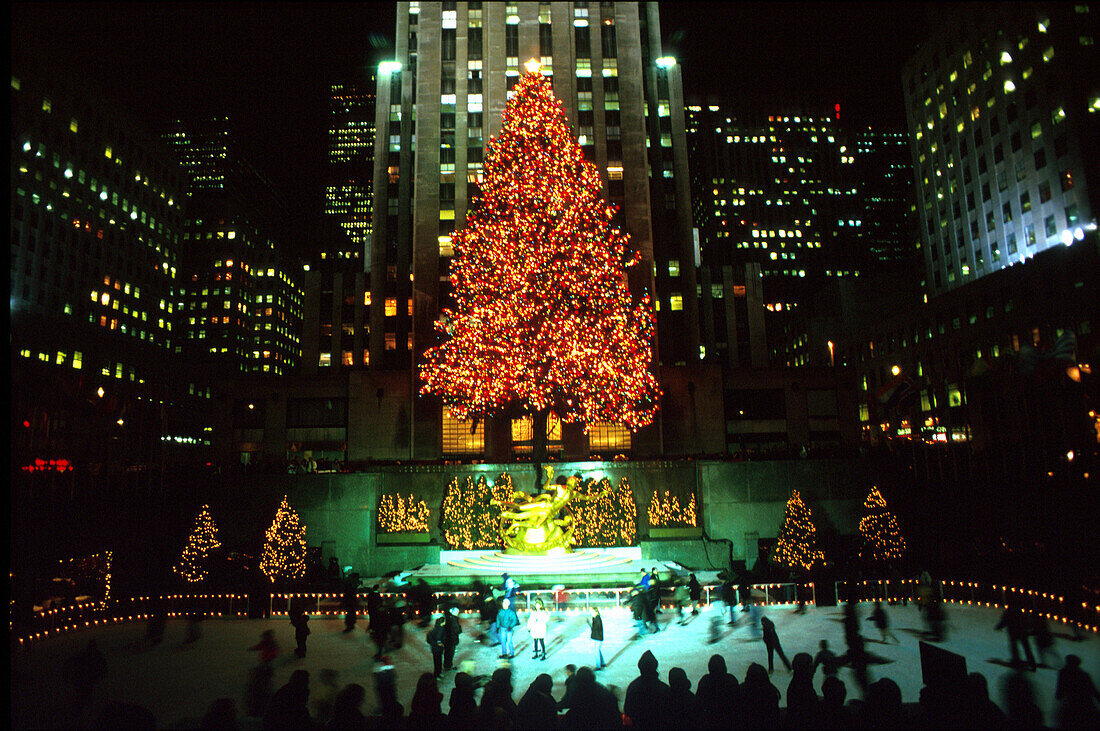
left=496, top=598, right=519, bottom=659
left=695, top=653, right=739, bottom=730
left=564, top=666, right=621, bottom=730
left=327, top=683, right=367, bottom=730
left=589, top=607, right=605, bottom=670
left=263, top=669, right=312, bottom=730
left=408, top=672, right=445, bottom=727
left=867, top=600, right=899, bottom=644
left=995, top=604, right=1036, bottom=670
left=527, top=598, right=550, bottom=661
left=427, top=617, right=446, bottom=677
left=624, top=649, right=670, bottom=728
left=517, top=673, right=557, bottom=729
left=448, top=671, right=478, bottom=727
left=443, top=606, right=462, bottom=670
left=291, top=609, right=311, bottom=658
left=785, top=652, right=819, bottom=728
left=740, top=662, right=780, bottom=728
left=667, top=666, right=700, bottom=726
left=688, top=573, right=703, bottom=614
left=761, top=615, right=792, bottom=673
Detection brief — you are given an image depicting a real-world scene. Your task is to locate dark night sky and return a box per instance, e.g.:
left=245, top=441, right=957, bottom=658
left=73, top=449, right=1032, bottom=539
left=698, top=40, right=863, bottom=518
left=12, top=1, right=945, bottom=253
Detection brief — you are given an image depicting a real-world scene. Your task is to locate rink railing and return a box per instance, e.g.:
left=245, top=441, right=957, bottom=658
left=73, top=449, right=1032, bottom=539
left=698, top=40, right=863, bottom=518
left=15, top=579, right=1098, bottom=646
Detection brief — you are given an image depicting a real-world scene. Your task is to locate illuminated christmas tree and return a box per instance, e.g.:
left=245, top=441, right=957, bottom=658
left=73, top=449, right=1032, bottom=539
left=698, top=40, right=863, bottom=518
left=378, top=493, right=431, bottom=534
left=174, top=505, right=221, bottom=584
left=260, top=496, right=308, bottom=584
left=859, top=486, right=907, bottom=564
left=440, top=474, right=512, bottom=550
left=773, top=491, right=826, bottom=572
left=419, top=64, right=659, bottom=464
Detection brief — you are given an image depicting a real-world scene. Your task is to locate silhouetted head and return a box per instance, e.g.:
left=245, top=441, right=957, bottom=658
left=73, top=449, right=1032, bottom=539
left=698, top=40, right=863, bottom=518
left=638, top=650, right=659, bottom=676
left=669, top=667, right=691, bottom=694
left=708, top=654, right=728, bottom=675
left=1065, top=654, right=1082, bottom=669
left=792, top=652, right=813, bottom=676
left=531, top=673, right=553, bottom=694
left=819, top=639, right=829, bottom=650
left=745, top=662, right=769, bottom=685
left=565, top=663, right=577, bottom=677
left=575, top=666, right=596, bottom=687
left=435, top=617, right=445, bottom=628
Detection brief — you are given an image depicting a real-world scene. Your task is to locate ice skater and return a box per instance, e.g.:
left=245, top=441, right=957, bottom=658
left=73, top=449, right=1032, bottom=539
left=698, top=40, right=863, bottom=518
left=868, top=600, right=899, bottom=644
left=291, top=608, right=311, bottom=658
left=528, top=598, right=549, bottom=661
left=761, top=615, right=791, bottom=673
left=589, top=606, right=605, bottom=669
left=497, top=597, right=519, bottom=659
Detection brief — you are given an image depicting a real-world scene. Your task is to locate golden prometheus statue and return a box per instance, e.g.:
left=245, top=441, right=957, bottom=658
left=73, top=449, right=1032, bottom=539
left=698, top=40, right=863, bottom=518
left=492, top=466, right=606, bottom=555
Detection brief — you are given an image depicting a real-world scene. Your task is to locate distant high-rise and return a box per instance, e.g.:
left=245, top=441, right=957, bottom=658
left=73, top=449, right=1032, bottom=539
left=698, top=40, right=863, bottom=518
left=324, top=78, right=376, bottom=264
left=369, top=1, right=698, bottom=458
left=902, top=2, right=1098, bottom=296
left=163, top=116, right=304, bottom=376
left=852, top=127, right=919, bottom=266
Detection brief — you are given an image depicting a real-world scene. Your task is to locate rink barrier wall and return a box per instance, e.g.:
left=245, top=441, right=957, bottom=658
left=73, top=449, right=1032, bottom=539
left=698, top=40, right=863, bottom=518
left=14, top=579, right=1099, bottom=647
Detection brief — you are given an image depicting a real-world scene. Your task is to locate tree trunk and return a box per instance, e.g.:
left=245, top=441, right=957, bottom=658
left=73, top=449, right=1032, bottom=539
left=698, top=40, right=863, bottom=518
left=531, top=408, right=549, bottom=492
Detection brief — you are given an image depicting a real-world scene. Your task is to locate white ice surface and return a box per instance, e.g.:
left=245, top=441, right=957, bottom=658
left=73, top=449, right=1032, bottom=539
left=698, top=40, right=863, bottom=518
left=12, top=602, right=1099, bottom=728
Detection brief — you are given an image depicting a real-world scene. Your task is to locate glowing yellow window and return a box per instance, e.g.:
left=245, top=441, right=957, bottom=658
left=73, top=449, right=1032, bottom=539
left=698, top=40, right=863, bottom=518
left=385, top=298, right=397, bottom=316
left=669, top=294, right=683, bottom=311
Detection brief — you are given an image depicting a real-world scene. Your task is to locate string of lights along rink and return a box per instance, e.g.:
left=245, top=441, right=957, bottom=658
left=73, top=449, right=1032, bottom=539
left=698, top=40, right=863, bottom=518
left=419, top=62, right=660, bottom=433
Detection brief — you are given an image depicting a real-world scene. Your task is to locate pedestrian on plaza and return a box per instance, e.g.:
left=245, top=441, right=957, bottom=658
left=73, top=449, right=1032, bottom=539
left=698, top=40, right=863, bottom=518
left=291, top=609, right=310, bottom=658
left=814, top=638, right=842, bottom=678
left=674, top=581, right=691, bottom=624
left=695, top=654, right=739, bottom=730
left=527, top=598, right=550, bottom=661
left=563, top=666, right=621, bottom=729
left=748, top=601, right=764, bottom=638
left=263, top=669, right=312, bottom=730
left=427, top=616, right=446, bottom=678
left=668, top=666, right=700, bottom=726
left=842, top=601, right=871, bottom=694
left=372, top=655, right=403, bottom=723
left=761, top=615, right=792, bottom=673
left=721, top=578, right=739, bottom=625
left=342, top=578, right=359, bottom=633
left=630, top=586, right=650, bottom=636
left=327, top=683, right=367, bottom=730
left=517, top=673, right=557, bottom=729
left=1030, top=611, right=1058, bottom=667
left=786, top=652, right=819, bottom=728
left=246, top=631, right=279, bottom=717
left=624, top=649, right=671, bottom=728
left=448, top=672, right=478, bottom=727
left=485, top=595, right=502, bottom=647
left=496, top=597, right=519, bottom=659
left=408, top=672, right=445, bottom=727
left=740, top=662, right=781, bottom=728
left=925, top=591, right=947, bottom=641
left=995, top=604, right=1037, bottom=670
left=557, top=664, right=578, bottom=711
left=184, top=611, right=204, bottom=644
left=819, top=676, right=851, bottom=730
left=479, top=667, right=518, bottom=727
left=1056, top=654, right=1100, bottom=729
left=443, top=605, right=462, bottom=670
left=502, top=573, right=519, bottom=601
left=63, top=638, right=108, bottom=714
left=589, top=606, right=605, bottom=669
left=868, top=600, right=899, bottom=644
left=648, top=566, right=663, bottom=618
left=198, top=698, right=238, bottom=730
left=310, top=669, right=339, bottom=726
left=688, top=573, right=703, bottom=615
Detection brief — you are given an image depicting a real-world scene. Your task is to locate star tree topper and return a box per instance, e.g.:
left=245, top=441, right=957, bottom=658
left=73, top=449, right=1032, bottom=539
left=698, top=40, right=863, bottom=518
left=420, top=63, right=660, bottom=430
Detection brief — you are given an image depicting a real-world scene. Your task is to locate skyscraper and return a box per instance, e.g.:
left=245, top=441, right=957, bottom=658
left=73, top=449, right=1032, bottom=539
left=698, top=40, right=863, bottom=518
left=369, top=1, right=698, bottom=458
left=902, top=2, right=1098, bottom=296
left=324, top=77, right=376, bottom=263
left=163, top=116, right=304, bottom=376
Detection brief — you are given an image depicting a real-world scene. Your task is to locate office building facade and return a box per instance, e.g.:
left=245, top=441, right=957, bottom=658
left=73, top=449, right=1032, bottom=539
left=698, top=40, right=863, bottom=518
left=325, top=77, right=376, bottom=263
left=902, top=2, right=1098, bottom=296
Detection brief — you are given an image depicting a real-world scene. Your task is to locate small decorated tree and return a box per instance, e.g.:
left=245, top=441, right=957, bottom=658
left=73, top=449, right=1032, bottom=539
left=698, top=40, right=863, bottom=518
left=260, top=496, right=308, bottom=584
left=378, top=494, right=431, bottom=534
left=440, top=474, right=510, bottom=550
left=773, top=491, right=826, bottom=572
left=859, top=486, right=907, bottom=565
left=571, top=476, right=638, bottom=548
left=647, top=490, right=698, bottom=528
left=174, top=505, right=221, bottom=584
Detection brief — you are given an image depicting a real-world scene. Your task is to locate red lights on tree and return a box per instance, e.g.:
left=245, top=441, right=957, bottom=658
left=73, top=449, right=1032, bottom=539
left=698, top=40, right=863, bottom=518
left=419, top=67, right=660, bottom=454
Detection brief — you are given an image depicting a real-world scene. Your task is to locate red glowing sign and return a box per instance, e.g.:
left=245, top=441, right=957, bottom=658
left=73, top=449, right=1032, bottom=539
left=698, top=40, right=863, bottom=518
left=21, top=458, right=73, bottom=473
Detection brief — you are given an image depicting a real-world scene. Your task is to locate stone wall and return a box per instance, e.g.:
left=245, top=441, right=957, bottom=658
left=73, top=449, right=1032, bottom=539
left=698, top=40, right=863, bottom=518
left=212, top=456, right=879, bottom=577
